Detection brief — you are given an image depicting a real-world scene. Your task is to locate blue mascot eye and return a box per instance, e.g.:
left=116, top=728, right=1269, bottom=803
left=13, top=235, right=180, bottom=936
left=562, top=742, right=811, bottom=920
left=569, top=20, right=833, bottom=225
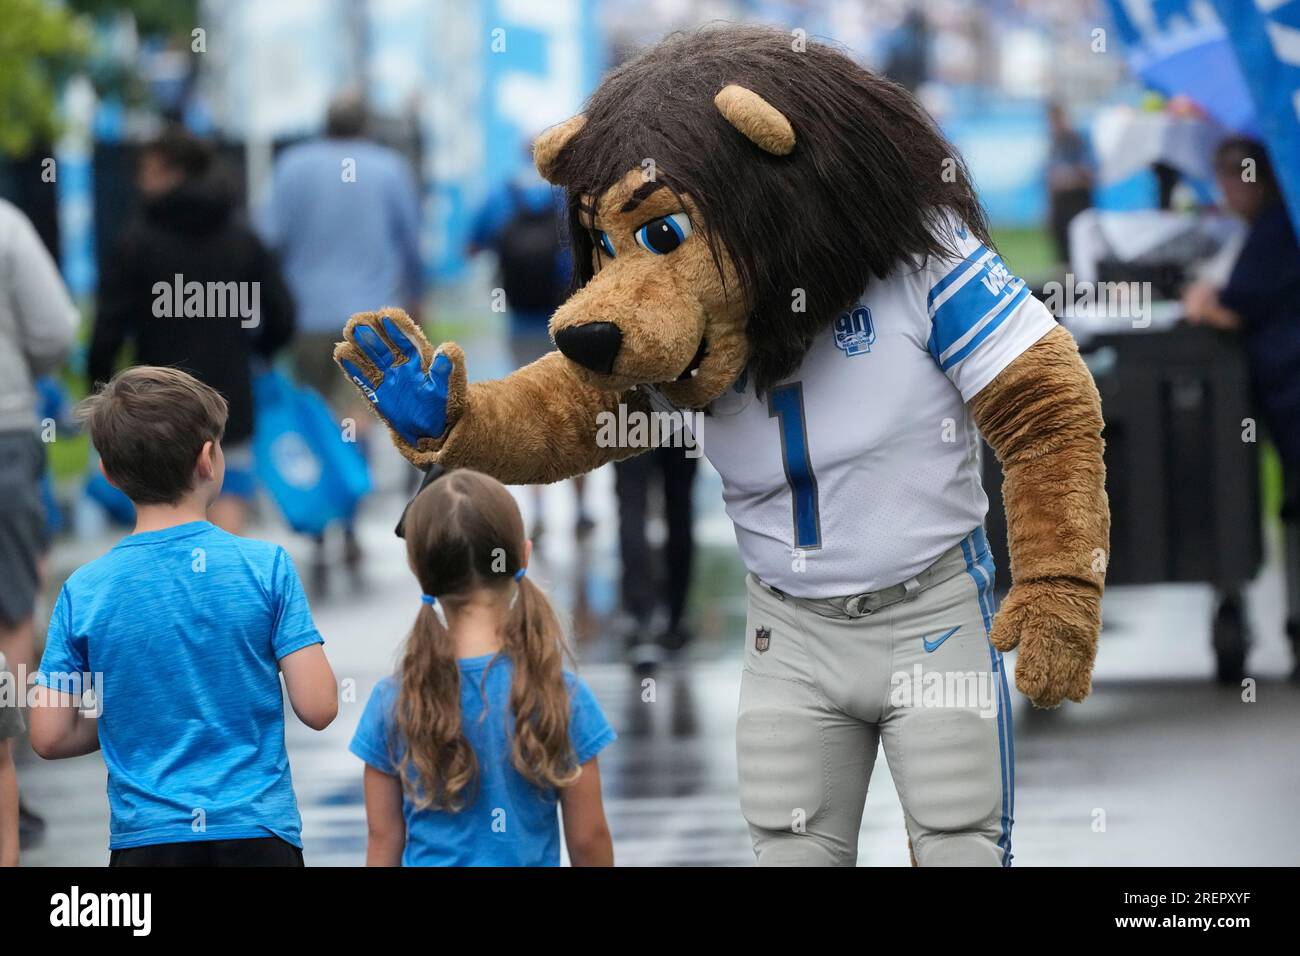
left=596, top=231, right=616, bottom=258
left=635, top=213, right=692, bottom=255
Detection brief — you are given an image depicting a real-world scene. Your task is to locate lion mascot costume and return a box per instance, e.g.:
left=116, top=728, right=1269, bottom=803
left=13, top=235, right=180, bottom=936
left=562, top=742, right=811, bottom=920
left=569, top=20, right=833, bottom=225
left=335, top=25, right=1109, bottom=867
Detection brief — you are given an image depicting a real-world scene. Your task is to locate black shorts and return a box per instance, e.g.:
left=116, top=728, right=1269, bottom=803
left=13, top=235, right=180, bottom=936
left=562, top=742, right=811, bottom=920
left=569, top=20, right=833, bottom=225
left=109, top=836, right=305, bottom=867
left=0, top=431, right=48, bottom=627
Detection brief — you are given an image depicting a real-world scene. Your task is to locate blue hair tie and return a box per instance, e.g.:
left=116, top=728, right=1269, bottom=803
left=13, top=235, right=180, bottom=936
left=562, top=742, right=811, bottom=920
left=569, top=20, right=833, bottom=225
left=507, top=567, right=527, bottom=610
left=420, top=593, right=448, bottom=627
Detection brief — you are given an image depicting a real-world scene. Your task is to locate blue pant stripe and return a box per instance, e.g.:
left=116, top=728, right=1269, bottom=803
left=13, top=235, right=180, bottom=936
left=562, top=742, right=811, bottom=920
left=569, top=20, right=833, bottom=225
left=980, top=545, right=1015, bottom=830
left=962, top=529, right=1012, bottom=866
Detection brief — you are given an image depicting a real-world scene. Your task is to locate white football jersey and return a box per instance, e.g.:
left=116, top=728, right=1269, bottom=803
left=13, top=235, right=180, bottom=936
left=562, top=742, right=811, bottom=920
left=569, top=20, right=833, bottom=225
left=700, top=221, right=1056, bottom=598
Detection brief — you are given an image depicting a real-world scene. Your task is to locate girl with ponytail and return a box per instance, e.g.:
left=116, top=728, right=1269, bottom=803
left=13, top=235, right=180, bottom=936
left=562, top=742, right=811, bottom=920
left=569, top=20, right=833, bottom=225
left=349, top=468, right=615, bottom=866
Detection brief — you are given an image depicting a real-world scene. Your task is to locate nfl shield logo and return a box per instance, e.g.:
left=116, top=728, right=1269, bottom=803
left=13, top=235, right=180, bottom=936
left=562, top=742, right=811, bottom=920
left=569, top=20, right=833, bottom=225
left=833, top=305, right=875, bottom=356
left=754, top=626, right=772, bottom=653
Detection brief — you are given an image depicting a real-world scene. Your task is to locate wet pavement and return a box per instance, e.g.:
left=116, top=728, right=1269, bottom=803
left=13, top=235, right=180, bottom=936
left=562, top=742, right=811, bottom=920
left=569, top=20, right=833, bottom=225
left=15, top=315, right=1300, bottom=866
left=17, top=461, right=1300, bottom=867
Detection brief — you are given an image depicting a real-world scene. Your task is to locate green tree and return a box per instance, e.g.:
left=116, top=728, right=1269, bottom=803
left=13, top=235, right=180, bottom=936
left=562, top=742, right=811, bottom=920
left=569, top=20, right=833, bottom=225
left=0, top=0, right=89, bottom=156
left=70, top=0, right=198, bottom=37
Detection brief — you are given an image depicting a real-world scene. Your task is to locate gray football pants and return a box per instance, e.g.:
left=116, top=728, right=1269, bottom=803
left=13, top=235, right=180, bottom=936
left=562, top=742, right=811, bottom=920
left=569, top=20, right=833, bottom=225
left=736, top=531, right=1014, bottom=866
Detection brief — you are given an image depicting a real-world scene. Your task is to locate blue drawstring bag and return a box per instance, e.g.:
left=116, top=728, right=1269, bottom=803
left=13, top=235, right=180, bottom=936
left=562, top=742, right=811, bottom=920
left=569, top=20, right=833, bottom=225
left=252, top=369, right=371, bottom=536
left=84, top=468, right=136, bottom=525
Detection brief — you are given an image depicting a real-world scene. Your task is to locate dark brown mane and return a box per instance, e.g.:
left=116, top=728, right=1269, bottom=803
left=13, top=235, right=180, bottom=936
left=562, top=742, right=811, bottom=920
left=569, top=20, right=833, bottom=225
left=549, top=23, right=993, bottom=393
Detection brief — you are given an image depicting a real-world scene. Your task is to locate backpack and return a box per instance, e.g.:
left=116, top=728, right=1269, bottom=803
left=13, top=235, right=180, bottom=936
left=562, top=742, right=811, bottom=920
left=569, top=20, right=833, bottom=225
left=495, top=186, right=564, bottom=315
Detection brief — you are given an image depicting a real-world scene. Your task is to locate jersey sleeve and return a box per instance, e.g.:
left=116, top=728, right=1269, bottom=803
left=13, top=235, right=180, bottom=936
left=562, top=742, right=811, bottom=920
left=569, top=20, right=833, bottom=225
left=348, top=678, right=399, bottom=775
left=270, top=548, right=325, bottom=661
left=922, top=222, right=1057, bottom=402
left=567, top=674, right=616, bottom=765
left=33, top=584, right=89, bottom=691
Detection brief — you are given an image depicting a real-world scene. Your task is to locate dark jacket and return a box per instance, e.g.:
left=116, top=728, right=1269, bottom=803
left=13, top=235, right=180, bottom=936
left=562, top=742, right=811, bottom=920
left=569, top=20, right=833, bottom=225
left=90, top=177, right=295, bottom=445
left=1220, top=202, right=1300, bottom=465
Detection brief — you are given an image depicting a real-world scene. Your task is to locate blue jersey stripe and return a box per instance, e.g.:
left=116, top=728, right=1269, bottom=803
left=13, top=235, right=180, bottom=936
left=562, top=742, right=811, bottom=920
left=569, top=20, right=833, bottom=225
left=926, top=244, right=990, bottom=311
left=928, top=262, right=996, bottom=360
left=928, top=254, right=1006, bottom=354
left=928, top=251, right=1029, bottom=362
left=938, top=281, right=1031, bottom=372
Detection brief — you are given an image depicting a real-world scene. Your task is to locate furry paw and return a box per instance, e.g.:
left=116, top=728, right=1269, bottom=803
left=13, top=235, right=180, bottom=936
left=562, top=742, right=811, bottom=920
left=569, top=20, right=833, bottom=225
left=334, top=308, right=468, bottom=467
left=990, top=579, right=1100, bottom=707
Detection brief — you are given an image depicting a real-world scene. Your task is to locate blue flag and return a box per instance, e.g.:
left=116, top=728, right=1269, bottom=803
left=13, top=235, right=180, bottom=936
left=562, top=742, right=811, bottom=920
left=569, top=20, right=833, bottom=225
left=1211, top=0, right=1300, bottom=235
left=1104, top=0, right=1257, bottom=130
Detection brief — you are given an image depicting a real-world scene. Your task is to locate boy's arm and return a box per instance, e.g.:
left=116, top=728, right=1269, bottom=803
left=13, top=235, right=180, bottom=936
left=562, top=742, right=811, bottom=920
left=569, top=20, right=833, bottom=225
left=0, top=740, right=18, bottom=866
left=29, top=686, right=101, bottom=759
left=559, top=758, right=613, bottom=866
left=279, top=644, right=338, bottom=731
left=363, top=765, right=405, bottom=866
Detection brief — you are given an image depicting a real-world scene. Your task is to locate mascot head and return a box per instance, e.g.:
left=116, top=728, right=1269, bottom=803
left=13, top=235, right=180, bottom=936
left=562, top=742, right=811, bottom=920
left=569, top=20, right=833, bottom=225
left=533, top=24, right=991, bottom=407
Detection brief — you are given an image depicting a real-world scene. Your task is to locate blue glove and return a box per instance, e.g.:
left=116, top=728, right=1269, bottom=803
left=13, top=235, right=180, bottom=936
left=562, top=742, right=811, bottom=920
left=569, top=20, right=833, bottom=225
left=340, top=316, right=453, bottom=446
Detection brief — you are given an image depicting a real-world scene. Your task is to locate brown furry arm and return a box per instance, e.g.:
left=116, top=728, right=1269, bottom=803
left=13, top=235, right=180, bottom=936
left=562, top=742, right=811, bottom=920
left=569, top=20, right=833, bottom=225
left=970, top=323, right=1109, bottom=707
left=335, top=309, right=648, bottom=484
left=435, top=350, right=652, bottom=484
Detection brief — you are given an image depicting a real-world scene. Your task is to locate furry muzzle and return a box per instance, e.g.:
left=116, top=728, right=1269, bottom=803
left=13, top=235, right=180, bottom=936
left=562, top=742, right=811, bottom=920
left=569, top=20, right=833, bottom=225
left=549, top=268, right=709, bottom=392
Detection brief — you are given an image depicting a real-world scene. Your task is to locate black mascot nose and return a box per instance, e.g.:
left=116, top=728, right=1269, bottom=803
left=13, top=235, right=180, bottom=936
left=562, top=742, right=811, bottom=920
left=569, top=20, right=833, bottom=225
left=554, top=322, right=622, bottom=374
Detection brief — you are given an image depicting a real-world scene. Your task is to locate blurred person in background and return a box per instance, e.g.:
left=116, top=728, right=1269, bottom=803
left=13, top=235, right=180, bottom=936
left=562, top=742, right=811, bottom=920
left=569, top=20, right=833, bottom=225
left=1, top=649, right=21, bottom=864
left=1183, top=137, right=1300, bottom=678
left=90, top=126, right=296, bottom=536
left=1046, top=102, right=1094, bottom=267
left=883, top=8, right=930, bottom=93
left=0, top=197, right=79, bottom=845
left=263, top=91, right=423, bottom=589
left=615, top=445, right=698, bottom=667
left=467, top=144, right=593, bottom=541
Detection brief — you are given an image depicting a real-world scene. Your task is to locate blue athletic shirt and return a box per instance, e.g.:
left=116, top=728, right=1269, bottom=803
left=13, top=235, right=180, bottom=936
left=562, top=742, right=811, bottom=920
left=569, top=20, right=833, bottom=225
left=349, top=655, right=615, bottom=866
left=36, top=521, right=323, bottom=849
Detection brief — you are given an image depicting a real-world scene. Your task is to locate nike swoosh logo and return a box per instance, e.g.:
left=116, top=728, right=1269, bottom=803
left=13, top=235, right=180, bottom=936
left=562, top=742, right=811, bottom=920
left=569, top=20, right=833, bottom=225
left=922, top=626, right=960, bottom=653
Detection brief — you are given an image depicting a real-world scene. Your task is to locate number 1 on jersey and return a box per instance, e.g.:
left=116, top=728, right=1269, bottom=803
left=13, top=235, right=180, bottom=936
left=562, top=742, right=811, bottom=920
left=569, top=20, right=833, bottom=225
left=768, top=382, right=822, bottom=550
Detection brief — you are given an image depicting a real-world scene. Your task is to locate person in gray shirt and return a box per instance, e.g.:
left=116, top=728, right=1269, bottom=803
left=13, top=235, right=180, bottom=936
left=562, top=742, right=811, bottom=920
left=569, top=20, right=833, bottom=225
left=0, top=650, right=25, bottom=865
left=0, top=196, right=78, bottom=725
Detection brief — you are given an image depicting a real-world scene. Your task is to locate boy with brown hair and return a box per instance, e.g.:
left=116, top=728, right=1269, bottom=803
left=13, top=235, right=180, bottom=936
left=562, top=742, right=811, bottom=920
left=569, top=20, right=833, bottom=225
left=30, top=366, right=337, bottom=866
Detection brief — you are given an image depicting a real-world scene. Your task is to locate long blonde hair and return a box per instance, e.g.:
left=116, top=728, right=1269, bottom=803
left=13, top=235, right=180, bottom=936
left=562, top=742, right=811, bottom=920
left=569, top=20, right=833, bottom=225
left=395, top=469, right=578, bottom=811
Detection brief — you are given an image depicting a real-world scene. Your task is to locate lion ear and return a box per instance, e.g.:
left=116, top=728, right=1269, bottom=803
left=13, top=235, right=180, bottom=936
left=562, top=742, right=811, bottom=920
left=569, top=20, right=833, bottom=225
left=714, top=85, right=795, bottom=156
left=533, top=115, right=587, bottom=183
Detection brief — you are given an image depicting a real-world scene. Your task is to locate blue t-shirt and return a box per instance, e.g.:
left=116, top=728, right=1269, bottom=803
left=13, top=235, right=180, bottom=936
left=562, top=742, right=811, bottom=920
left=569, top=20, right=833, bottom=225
left=349, top=655, right=615, bottom=866
left=36, top=521, right=323, bottom=849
